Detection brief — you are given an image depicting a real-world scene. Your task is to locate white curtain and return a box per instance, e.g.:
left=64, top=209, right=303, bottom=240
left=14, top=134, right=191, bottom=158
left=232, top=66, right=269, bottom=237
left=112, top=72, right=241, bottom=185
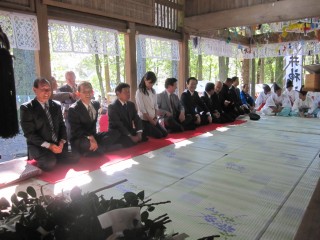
left=49, top=20, right=120, bottom=56
left=137, top=34, right=179, bottom=61
left=0, top=10, right=40, bottom=50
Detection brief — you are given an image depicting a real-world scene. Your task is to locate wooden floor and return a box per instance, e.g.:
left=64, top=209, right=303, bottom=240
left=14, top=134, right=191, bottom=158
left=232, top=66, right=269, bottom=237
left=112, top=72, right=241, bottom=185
left=294, top=177, right=320, bottom=240
left=0, top=116, right=319, bottom=239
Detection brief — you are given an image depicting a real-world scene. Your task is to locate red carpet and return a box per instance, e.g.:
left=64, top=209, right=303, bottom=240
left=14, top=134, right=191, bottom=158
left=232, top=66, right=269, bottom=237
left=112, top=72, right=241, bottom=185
left=33, top=120, right=246, bottom=184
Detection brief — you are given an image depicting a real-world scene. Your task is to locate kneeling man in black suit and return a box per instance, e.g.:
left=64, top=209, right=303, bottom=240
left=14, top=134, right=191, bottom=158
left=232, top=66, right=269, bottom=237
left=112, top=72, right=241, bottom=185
left=68, top=81, right=121, bottom=156
left=108, top=83, right=146, bottom=147
left=20, top=78, right=79, bottom=171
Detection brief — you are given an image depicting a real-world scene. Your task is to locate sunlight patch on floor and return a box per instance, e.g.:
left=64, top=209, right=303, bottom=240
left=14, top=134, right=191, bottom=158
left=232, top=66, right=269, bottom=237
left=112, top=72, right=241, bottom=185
left=100, top=159, right=139, bottom=175
left=216, top=126, right=230, bottom=132
left=174, top=139, right=193, bottom=149
left=53, top=169, right=91, bottom=194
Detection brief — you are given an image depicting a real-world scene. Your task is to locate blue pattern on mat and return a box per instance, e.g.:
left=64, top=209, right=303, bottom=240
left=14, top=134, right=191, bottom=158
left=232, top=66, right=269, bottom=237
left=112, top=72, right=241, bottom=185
left=198, top=207, right=246, bottom=239
left=225, top=162, right=246, bottom=173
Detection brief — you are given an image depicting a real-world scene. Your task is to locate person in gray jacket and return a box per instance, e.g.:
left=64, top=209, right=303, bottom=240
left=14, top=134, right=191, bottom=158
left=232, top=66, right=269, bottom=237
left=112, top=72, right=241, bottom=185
left=157, top=78, right=195, bottom=132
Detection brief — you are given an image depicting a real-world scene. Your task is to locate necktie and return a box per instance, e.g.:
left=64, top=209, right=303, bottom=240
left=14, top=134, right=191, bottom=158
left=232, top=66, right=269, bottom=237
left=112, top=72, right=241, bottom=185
left=88, top=105, right=94, bottom=121
left=123, top=103, right=130, bottom=120
left=45, top=103, right=58, bottom=142
left=170, top=94, right=176, bottom=115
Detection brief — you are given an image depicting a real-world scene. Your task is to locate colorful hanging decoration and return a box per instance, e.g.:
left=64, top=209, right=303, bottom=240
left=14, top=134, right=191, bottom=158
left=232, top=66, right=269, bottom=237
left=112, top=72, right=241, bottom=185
left=191, top=36, right=320, bottom=59
left=281, top=21, right=320, bottom=38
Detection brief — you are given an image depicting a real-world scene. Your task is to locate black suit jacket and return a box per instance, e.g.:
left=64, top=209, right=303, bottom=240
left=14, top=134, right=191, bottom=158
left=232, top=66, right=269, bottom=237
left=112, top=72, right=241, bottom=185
left=108, top=99, right=142, bottom=136
left=201, top=92, right=218, bottom=114
left=68, top=100, right=100, bottom=141
left=180, top=90, right=209, bottom=116
left=211, top=92, right=224, bottom=113
left=229, top=85, right=242, bottom=106
left=219, top=83, right=235, bottom=111
left=20, top=98, right=66, bottom=152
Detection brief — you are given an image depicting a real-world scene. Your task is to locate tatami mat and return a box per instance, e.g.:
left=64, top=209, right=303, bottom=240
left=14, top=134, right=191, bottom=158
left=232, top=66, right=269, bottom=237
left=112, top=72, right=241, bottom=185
left=1, top=116, right=319, bottom=239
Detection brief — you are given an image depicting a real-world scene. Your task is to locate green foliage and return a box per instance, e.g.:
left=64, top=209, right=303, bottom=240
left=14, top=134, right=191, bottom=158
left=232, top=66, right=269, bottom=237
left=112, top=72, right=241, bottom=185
left=145, top=58, right=173, bottom=91
left=50, top=34, right=126, bottom=95
left=188, top=41, right=242, bottom=81
left=0, top=186, right=175, bottom=240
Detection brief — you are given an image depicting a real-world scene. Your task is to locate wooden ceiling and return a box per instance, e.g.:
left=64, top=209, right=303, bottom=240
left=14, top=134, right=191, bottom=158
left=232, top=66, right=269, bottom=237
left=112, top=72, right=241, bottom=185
left=184, top=0, right=320, bottom=44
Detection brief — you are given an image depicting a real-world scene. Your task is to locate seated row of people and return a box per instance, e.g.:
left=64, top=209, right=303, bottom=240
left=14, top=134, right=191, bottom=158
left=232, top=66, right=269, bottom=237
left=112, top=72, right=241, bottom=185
left=18, top=73, right=256, bottom=172
left=256, top=80, right=320, bottom=118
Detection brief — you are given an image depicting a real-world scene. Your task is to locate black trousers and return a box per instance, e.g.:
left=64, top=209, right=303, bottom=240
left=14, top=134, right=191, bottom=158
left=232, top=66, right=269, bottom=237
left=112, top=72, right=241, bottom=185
left=211, top=111, right=235, bottom=123
left=165, top=114, right=195, bottom=132
left=142, top=120, right=168, bottom=138
left=71, top=129, right=121, bottom=156
left=116, top=129, right=144, bottom=148
left=28, top=143, right=80, bottom=172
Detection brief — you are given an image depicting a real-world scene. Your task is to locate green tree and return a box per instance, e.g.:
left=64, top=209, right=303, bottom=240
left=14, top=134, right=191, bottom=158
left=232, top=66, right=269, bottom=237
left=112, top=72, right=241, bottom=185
left=218, top=56, right=229, bottom=81
left=95, top=54, right=105, bottom=99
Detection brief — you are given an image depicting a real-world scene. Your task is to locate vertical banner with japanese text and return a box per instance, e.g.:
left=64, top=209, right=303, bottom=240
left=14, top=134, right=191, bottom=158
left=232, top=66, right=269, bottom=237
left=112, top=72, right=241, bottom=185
left=285, top=55, right=302, bottom=91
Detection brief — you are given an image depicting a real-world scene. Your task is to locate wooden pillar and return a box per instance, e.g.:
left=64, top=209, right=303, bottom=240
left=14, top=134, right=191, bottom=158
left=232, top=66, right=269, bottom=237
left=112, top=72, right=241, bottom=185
left=35, top=0, right=51, bottom=79
left=241, top=59, right=250, bottom=85
left=124, top=22, right=137, bottom=103
left=178, top=33, right=189, bottom=95
left=250, top=59, right=256, bottom=98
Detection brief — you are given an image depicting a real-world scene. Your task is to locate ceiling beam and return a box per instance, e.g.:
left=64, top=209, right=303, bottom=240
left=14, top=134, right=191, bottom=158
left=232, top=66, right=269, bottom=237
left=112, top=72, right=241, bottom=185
left=184, top=0, right=320, bottom=34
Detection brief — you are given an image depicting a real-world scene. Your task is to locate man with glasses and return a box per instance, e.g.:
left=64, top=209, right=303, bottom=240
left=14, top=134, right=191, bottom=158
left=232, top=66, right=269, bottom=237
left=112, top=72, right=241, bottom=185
left=68, top=81, right=122, bottom=156
left=20, top=78, right=79, bottom=171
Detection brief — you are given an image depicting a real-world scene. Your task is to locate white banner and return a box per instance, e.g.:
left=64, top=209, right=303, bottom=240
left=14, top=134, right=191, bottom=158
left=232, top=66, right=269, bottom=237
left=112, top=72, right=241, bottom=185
left=285, top=55, right=302, bottom=91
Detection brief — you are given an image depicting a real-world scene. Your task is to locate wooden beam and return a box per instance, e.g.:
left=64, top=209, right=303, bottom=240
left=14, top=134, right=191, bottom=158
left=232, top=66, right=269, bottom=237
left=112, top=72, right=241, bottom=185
left=178, top=33, right=189, bottom=95
left=124, top=22, right=138, bottom=103
left=48, top=6, right=127, bottom=33
left=136, top=25, right=182, bottom=41
left=35, top=0, right=51, bottom=79
left=0, top=0, right=35, bottom=12
left=184, top=0, right=320, bottom=33
left=43, top=0, right=154, bottom=26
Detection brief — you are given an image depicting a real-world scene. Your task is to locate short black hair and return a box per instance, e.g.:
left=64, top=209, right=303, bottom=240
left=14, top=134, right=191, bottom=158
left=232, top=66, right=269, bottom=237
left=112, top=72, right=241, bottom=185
left=263, top=84, right=271, bottom=93
left=299, top=85, right=307, bottom=96
left=115, top=82, right=130, bottom=93
left=165, top=78, right=177, bottom=89
left=205, top=82, right=215, bottom=92
left=33, top=78, right=51, bottom=88
left=225, top=78, right=233, bottom=84
left=186, top=77, right=198, bottom=84
left=77, top=81, right=93, bottom=92
left=231, top=76, right=239, bottom=83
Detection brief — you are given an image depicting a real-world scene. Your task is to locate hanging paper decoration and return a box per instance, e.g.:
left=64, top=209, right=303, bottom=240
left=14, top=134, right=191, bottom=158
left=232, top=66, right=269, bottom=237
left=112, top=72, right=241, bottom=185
left=191, top=36, right=320, bottom=59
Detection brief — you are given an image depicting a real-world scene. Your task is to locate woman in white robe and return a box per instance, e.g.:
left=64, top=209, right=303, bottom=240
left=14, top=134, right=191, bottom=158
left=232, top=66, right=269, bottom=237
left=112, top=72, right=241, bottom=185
left=291, top=87, right=316, bottom=118
left=283, top=80, right=299, bottom=106
left=255, top=84, right=272, bottom=111
left=262, top=83, right=292, bottom=116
